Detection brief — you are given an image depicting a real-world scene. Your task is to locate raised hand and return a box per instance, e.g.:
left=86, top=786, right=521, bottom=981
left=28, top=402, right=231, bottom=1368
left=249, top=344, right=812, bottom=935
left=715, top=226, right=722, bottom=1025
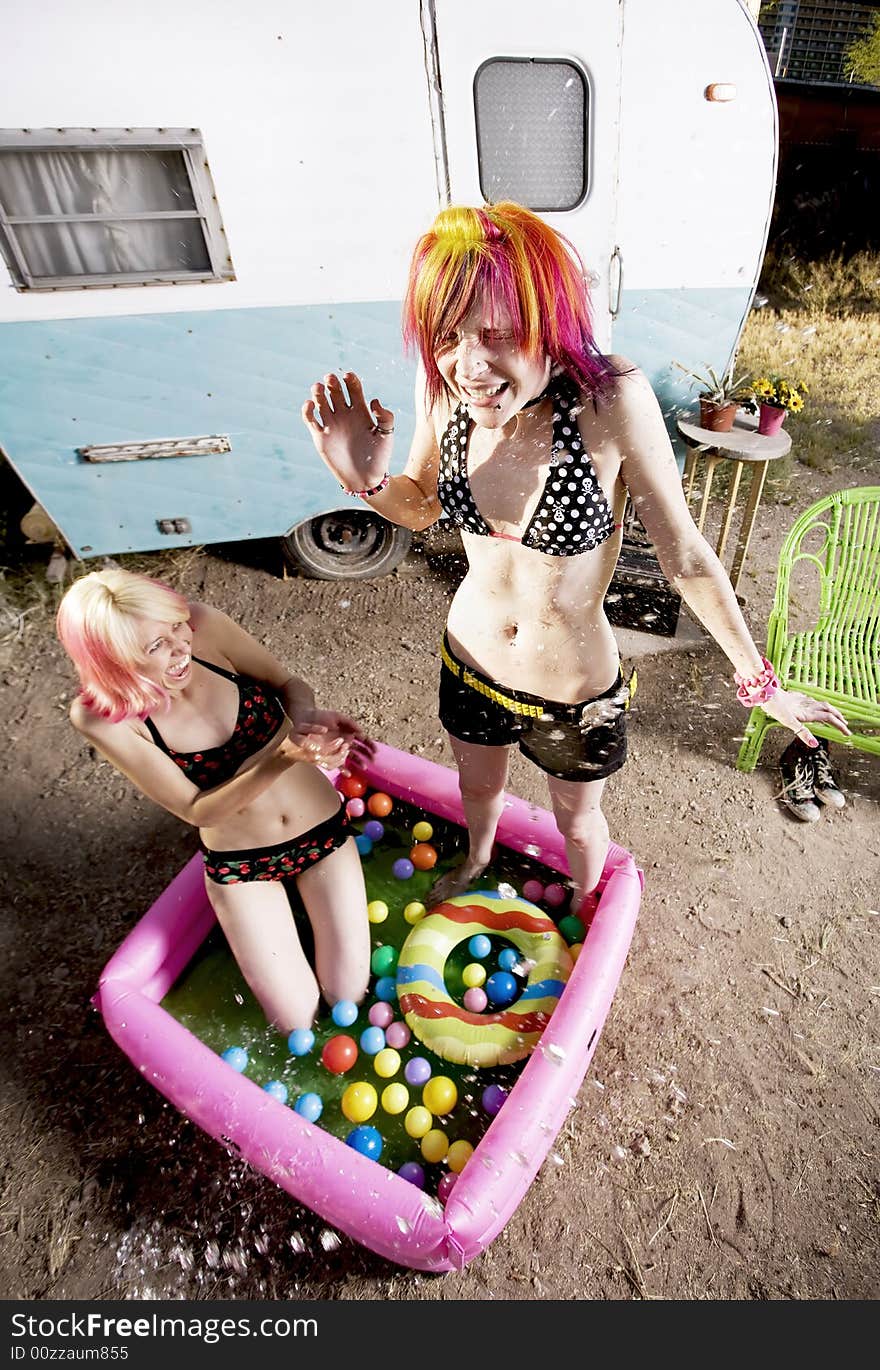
left=301, top=371, right=394, bottom=494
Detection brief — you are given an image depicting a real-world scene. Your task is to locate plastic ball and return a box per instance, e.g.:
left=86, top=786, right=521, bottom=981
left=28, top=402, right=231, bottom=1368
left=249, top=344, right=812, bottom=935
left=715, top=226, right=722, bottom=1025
left=374, top=1047, right=401, bottom=1079
left=374, top=976, right=397, bottom=1003
left=367, top=899, right=389, bottom=924
left=485, top=971, right=518, bottom=1007
left=345, top=797, right=365, bottom=819
left=544, top=881, right=568, bottom=908
left=331, top=998, right=359, bottom=1028
left=345, top=1125, right=383, bottom=1160
left=262, top=1079, right=288, bottom=1104
left=463, top=987, right=488, bottom=1013
left=366, top=792, right=393, bottom=817
left=404, top=1056, right=432, bottom=1087
left=385, top=1020, right=411, bottom=1050
left=370, top=943, right=397, bottom=976
left=482, top=1083, right=508, bottom=1117
left=522, top=878, right=545, bottom=903
left=294, top=1092, right=323, bottom=1122
left=558, top=913, right=586, bottom=944
left=409, top=843, right=438, bottom=871
left=421, top=1129, right=449, bottom=1163
left=368, top=1001, right=394, bottom=1028
left=381, top=1082, right=410, bottom=1115
left=398, top=1160, right=425, bottom=1188
left=221, top=1046, right=248, bottom=1072
left=341, top=1080, right=378, bottom=1123
left=321, top=1034, right=358, bottom=1074
left=570, top=942, right=583, bottom=962
left=468, top=934, right=492, bottom=959
left=392, top=857, right=414, bottom=880
left=412, top=821, right=433, bottom=842
left=403, top=901, right=427, bottom=925
left=354, top=833, right=373, bottom=857
left=462, top=962, right=486, bottom=989
left=287, top=1027, right=315, bottom=1057
left=438, top=1171, right=458, bottom=1203
left=363, top=819, right=385, bottom=842
left=404, top=1105, right=433, bottom=1139
left=423, top=1075, right=458, bottom=1115
left=447, top=1139, right=474, bottom=1174
left=338, top=773, right=367, bottom=799
left=360, top=1025, right=386, bottom=1055
left=497, top=947, right=520, bottom=973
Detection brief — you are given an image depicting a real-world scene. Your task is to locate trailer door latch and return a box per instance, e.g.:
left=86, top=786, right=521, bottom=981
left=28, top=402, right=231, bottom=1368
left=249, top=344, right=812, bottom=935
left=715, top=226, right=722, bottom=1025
left=156, top=517, right=192, bottom=535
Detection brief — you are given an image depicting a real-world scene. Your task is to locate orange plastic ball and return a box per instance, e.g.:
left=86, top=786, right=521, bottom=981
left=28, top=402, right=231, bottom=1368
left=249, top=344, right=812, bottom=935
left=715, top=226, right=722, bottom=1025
left=367, top=792, right=393, bottom=818
left=338, top=773, right=367, bottom=799
left=321, top=1034, right=358, bottom=1074
left=409, top=842, right=438, bottom=871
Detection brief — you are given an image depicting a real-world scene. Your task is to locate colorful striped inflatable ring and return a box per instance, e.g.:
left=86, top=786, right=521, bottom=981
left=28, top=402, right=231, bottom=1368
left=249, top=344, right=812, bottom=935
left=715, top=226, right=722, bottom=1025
left=396, top=892, right=573, bottom=1068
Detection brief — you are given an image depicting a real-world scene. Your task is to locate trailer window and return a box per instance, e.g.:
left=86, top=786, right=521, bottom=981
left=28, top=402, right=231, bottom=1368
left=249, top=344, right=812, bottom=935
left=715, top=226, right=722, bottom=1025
left=474, top=59, right=588, bottom=212
left=0, top=129, right=234, bottom=291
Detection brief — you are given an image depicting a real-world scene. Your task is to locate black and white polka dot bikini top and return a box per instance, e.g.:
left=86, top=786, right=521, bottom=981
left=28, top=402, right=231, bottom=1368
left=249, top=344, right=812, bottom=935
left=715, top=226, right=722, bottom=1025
left=436, top=373, right=616, bottom=556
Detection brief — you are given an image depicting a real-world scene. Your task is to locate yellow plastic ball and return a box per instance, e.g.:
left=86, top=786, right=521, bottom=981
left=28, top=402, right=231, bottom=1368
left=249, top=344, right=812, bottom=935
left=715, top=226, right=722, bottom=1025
left=403, top=901, right=427, bottom=925
left=373, top=1047, right=401, bottom=1079
left=367, top=900, right=389, bottom=925
left=447, top=1139, right=475, bottom=1174
left=412, top=821, right=434, bottom=842
left=462, top=962, right=486, bottom=989
left=341, top=1080, right=377, bottom=1124
left=570, top=941, right=583, bottom=962
left=404, top=1105, right=433, bottom=1139
left=422, top=1075, right=458, bottom=1115
left=381, top=1082, right=409, bottom=1115
left=421, top=1128, right=449, bottom=1164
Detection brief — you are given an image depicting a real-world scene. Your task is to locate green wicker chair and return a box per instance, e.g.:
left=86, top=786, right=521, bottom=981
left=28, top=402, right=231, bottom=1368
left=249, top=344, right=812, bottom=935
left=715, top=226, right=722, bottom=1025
left=736, top=486, right=880, bottom=772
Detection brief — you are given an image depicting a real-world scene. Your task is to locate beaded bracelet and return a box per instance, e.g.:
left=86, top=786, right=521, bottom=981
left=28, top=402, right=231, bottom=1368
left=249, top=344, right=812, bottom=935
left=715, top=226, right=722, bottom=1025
left=734, top=655, right=780, bottom=706
left=339, top=472, right=390, bottom=499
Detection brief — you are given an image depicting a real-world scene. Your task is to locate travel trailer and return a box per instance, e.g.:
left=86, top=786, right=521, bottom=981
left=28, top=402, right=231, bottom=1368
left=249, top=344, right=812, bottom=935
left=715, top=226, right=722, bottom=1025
left=0, top=0, right=776, bottom=580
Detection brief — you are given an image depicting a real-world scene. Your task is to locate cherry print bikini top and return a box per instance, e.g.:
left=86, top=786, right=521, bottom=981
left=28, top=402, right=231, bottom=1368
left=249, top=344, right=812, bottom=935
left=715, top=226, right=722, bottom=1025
left=436, top=372, right=616, bottom=556
left=143, top=657, right=286, bottom=790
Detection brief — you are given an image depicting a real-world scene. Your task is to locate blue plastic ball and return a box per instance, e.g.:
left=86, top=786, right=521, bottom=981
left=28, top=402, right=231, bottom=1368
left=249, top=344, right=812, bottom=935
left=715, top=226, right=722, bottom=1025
left=398, top=1161, right=426, bottom=1188
left=360, top=1025, right=386, bottom=1055
left=346, top=1124, right=383, bottom=1160
left=294, top=1092, right=323, bottom=1122
left=354, top=833, right=374, bottom=857
left=482, top=1083, right=508, bottom=1116
left=331, top=999, right=359, bottom=1027
left=287, top=1027, right=315, bottom=1057
left=374, top=975, right=397, bottom=1003
left=221, top=1046, right=248, bottom=1072
left=404, top=1055, right=432, bottom=1086
left=485, top=970, right=518, bottom=1007
left=363, top=819, right=385, bottom=841
left=497, top=947, right=520, bottom=973
left=468, top=934, right=492, bottom=959
left=262, top=1079, right=288, bottom=1104
left=392, top=857, right=414, bottom=880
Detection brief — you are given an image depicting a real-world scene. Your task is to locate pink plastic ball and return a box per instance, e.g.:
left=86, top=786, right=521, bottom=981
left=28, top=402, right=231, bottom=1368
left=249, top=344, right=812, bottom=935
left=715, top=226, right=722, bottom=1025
left=522, top=878, right=545, bottom=903
left=385, top=1021, right=411, bottom=1049
left=368, top=1001, right=394, bottom=1028
left=463, top=987, right=488, bottom=1013
left=346, top=797, right=366, bottom=819
left=438, top=1171, right=458, bottom=1204
left=544, top=881, right=568, bottom=908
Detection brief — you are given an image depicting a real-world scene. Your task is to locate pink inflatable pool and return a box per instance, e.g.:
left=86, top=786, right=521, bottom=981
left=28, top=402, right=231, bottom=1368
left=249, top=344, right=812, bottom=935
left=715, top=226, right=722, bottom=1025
left=95, top=742, right=642, bottom=1272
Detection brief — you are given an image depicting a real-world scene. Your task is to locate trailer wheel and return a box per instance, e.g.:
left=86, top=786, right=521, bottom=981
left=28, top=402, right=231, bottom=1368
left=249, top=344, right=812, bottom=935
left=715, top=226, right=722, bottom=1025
left=280, top=510, right=412, bottom=581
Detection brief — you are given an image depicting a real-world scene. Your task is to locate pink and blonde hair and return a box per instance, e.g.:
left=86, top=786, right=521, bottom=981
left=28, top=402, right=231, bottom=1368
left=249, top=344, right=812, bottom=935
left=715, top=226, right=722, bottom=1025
left=56, top=568, right=191, bottom=722
left=403, top=201, right=621, bottom=408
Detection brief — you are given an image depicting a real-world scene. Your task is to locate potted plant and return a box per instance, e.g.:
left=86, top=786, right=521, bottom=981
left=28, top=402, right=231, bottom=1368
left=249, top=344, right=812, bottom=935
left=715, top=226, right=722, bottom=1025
left=674, top=361, right=756, bottom=433
left=752, top=374, right=808, bottom=435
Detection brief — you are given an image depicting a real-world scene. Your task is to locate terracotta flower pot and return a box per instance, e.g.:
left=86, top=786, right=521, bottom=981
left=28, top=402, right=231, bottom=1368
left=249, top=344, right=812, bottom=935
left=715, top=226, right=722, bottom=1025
left=757, top=402, right=787, bottom=436
left=699, top=398, right=738, bottom=432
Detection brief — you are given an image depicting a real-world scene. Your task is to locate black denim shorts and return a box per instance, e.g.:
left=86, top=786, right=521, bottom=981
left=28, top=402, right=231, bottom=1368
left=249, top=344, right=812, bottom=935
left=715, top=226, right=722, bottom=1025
left=438, top=633, right=633, bottom=782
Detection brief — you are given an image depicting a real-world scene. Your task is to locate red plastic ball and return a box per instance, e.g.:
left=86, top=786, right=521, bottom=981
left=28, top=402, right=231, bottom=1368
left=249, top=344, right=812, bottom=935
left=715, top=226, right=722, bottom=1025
left=321, top=1034, right=358, bottom=1074
left=409, top=842, right=438, bottom=871
left=339, top=773, right=367, bottom=799
left=367, top=792, right=393, bottom=818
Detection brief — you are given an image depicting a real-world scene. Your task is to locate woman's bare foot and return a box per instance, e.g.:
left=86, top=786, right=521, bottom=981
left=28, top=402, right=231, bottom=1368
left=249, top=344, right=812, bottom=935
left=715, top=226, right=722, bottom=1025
left=427, top=858, right=490, bottom=907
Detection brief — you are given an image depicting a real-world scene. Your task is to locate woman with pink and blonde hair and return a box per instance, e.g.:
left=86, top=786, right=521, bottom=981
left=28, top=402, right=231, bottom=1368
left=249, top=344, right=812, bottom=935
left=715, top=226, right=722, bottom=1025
left=303, top=202, right=848, bottom=913
left=57, top=567, right=372, bottom=1032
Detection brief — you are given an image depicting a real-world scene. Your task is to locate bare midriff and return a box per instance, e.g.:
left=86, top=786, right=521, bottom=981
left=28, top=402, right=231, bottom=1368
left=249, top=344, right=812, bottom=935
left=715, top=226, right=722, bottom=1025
left=198, top=750, right=342, bottom=854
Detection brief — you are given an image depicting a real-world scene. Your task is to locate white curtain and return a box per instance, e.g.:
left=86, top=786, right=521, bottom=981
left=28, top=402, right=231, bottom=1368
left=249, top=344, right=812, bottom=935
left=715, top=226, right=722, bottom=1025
left=0, top=147, right=210, bottom=278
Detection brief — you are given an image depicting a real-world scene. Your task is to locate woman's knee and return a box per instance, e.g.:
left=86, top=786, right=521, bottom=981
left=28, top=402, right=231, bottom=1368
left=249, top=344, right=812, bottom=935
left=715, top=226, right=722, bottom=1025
left=554, top=802, right=608, bottom=850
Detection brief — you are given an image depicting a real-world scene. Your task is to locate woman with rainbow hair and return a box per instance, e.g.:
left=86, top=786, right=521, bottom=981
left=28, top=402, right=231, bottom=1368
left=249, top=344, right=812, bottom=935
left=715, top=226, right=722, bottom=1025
left=56, top=567, right=373, bottom=1030
left=302, top=202, right=848, bottom=913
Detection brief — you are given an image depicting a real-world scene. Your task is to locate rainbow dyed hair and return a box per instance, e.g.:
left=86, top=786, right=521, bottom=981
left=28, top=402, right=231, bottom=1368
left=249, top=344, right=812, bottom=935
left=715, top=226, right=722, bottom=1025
left=403, top=201, right=621, bottom=408
left=56, top=568, right=191, bottom=722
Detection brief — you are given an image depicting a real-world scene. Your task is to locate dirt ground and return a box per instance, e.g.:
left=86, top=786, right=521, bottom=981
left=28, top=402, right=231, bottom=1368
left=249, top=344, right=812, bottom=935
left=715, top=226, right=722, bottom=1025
left=1, top=458, right=878, bottom=1306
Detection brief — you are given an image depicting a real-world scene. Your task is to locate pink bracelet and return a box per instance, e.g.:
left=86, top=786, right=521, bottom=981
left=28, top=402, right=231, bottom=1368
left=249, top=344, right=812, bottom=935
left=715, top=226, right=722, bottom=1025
left=734, top=655, right=780, bottom=706
left=340, top=472, right=390, bottom=499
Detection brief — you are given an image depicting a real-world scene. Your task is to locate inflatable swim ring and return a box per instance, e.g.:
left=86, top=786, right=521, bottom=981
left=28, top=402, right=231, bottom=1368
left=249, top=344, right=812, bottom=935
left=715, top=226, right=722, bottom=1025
left=396, top=892, right=573, bottom=1067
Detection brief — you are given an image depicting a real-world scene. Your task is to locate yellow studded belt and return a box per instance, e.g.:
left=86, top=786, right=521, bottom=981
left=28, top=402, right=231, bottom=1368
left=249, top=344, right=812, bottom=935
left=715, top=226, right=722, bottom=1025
left=440, top=637, right=636, bottom=722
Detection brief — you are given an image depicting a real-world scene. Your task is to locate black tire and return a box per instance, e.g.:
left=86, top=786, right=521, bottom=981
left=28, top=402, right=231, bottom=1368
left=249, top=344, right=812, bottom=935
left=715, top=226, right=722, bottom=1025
left=280, top=509, right=412, bottom=581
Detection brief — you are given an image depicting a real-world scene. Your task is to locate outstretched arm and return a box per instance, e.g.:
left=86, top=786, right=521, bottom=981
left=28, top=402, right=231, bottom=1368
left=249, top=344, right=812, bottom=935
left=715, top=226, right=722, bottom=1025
left=615, top=365, right=850, bottom=746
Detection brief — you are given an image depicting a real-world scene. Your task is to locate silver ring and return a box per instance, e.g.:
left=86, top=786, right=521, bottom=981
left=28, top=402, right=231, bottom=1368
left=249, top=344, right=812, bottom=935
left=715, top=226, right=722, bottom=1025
left=372, top=424, right=394, bottom=436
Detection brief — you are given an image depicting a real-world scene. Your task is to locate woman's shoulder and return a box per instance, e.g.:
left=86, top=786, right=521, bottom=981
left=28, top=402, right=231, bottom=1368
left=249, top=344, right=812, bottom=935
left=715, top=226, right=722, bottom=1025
left=583, top=357, right=655, bottom=416
left=69, top=693, right=137, bottom=742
